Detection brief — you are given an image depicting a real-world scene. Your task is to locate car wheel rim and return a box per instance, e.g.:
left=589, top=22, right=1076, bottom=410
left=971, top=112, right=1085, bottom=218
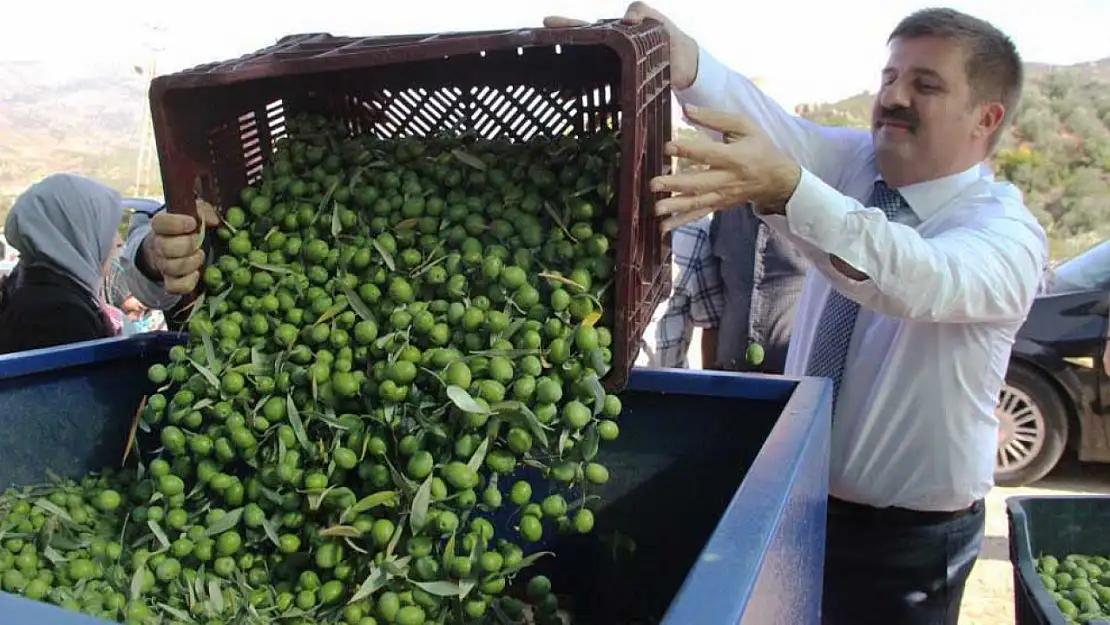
left=995, top=384, right=1046, bottom=475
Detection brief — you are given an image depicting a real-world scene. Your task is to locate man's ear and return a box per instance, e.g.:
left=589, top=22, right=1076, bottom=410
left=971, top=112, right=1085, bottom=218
left=975, top=101, right=1006, bottom=142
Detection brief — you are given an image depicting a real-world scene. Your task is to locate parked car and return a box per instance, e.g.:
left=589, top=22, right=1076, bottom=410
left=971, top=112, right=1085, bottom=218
left=995, top=240, right=1110, bottom=486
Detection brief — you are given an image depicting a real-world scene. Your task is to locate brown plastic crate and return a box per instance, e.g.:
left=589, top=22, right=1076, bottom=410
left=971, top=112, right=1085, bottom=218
left=149, top=19, right=672, bottom=391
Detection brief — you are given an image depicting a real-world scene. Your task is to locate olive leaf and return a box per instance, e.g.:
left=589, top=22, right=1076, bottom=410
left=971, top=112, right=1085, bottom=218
left=385, top=518, right=406, bottom=557
left=208, top=579, right=224, bottom=614
left=492, top=400, right=550, bottom=448
left=331, top=202, right=342, bottom=237
left=410, top=476, right=433, bottom=533
left=583, top=373, right=606, bottom=416
left=313, top=300, right=349, bottom=327
left=188, top=358, right=220, bottom=389
left=582, top=311, right=602, bottom=328
left=349, top=555, right=412, bottom=605
left=315, top=180, right=340, bottom=223
left=558, top=429, right=571, bottom=458
left=185, top=292, right=207, bottom=324
left=342, top=490, right=400, bottom=522
left=499, top=550, right=555, bottom=577
left=158, top=603, right=192, bottom=621
left=446, top=385, right=489, bottom=415
left=441, top=533, right=457, bottom=571
left=195, top=209, right=207, bottom=250
left=589, top=348, right=611, bottom=378
left=451, top=148, right=487, bottom=171
left=580, top=423, right=601, bottom=462
left=307, top=485, right=336, bottom=511
left=466, top=436, right=491, bottom=473
left=320, top=525, right=363, bottom=538
left=206, top=287, right=231, bottom=318
left=199, top=326, right=218, bottom=371
left=408, top=580, right=465, bottom=598
left=261, top=515, right=282, bottom=548
left=34, top=499, right=74, bottom=523
left=248, top=261, right=294, bottom=275
left=129, top=564, right=148, bottom=600
left=537, top=271, right=586, bottom=293
left=371, top=239, right=396, bottom=271
left=340, top=285, right=375, bottom=323
left=203, top=507, right=243, bottom=536
left=542, top=200, right=574, bottom=240
left=349, top=565, right=391, bottom=604
left=147, top=519, right=170, bottom=550
left=286, top=394, right=313, bottom=453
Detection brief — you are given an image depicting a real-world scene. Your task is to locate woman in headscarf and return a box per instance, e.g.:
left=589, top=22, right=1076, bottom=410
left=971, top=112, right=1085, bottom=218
left=0, top=173, right=125, bottom=354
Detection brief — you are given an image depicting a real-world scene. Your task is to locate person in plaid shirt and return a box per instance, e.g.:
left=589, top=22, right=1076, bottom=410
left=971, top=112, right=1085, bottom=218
left=651, top=207, right=809, bottom=372
left=653, top=215, right=724, bottom=368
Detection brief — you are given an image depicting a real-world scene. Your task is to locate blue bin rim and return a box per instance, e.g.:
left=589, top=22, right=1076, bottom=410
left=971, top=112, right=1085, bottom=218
left=0, top=332, right=186, bottom=381
left=1004, top=494, right=1110, bottom=625
left=0, top=332, right=830, bottom=624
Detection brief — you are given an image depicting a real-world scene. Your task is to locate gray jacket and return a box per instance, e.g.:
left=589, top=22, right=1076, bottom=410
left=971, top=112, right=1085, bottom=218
left=710, top=207, right=810, bottom=374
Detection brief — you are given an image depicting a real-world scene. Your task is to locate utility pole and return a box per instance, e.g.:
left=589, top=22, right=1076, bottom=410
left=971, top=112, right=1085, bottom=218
left=134, top=22, right=166, bottom=199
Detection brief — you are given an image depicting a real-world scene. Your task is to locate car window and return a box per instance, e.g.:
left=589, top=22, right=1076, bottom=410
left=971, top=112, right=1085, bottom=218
left=1049, top=240, right=1110, bottom=294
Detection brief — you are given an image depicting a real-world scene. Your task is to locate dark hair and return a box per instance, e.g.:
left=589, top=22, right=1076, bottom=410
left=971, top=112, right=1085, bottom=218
left=889, top=8, right=1023, bottom=152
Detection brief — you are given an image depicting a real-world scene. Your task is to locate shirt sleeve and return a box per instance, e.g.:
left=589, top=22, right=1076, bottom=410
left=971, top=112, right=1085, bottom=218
left=774, top=169, right=1048, bottom=323
left=654, top=294, right=693, bottom=369
left=675, top=46, right=873, bottom=190
left=686, top=234, right=724, bottom=329
left=121, top=209, right=183, bottom=311
left=655, top=221, right=723, bottom=368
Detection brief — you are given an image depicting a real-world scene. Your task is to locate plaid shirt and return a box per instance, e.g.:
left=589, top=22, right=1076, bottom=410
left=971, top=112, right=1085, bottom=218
left=654, top=217, right=725, bottom=368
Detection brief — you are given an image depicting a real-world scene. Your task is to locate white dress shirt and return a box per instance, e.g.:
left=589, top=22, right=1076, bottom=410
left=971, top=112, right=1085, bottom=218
left=679, top=47, right=1049, bottom=512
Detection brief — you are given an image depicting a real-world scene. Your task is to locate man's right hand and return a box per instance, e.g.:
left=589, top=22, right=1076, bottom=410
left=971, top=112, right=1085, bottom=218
left=543, top=2, right=701, bottom=91
left=139, top=199, right=221, bottom=295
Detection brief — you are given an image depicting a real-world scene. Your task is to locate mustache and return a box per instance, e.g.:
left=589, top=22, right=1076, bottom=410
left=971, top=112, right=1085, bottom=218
left=876, top=107, right=920, bottom=130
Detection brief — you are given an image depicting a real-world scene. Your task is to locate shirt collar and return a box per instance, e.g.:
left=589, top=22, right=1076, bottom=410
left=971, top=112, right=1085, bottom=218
left=874, top=163, right=988, bottom=223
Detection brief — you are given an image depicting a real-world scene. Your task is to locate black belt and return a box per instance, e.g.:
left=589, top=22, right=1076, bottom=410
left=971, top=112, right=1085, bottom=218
left=827, top=496, right=983, bottom=528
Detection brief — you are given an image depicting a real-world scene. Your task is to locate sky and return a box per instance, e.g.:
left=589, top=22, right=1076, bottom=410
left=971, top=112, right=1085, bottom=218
left=2, top=0, right=1109, bottom=108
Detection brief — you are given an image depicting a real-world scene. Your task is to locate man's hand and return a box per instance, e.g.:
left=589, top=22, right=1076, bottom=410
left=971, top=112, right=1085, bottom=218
left=139, top=199, right=221, bottom=295
left=543, top=2, right=700, bottom=90
left=650, top=106, right=802, bottom=232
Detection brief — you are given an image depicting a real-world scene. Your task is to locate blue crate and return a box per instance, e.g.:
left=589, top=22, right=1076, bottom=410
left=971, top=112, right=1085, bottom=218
left=0, top=332, right=831, bottom=625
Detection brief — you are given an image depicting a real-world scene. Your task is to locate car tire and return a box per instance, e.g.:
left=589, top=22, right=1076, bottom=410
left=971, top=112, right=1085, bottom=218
left=994, top=361, right=1069, bottom=488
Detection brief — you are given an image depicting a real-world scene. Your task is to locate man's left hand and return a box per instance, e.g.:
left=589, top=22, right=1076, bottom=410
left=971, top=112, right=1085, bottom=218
left=650, top=105, right=803, bottom=232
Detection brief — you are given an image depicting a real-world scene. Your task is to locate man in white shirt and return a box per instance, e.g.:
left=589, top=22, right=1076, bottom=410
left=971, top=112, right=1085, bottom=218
left=548, top=4, right=1048, bottom=624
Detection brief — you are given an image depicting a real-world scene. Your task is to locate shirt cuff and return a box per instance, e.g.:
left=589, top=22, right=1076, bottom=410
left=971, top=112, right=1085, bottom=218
left=784, top=169, right=873, bottom=268
left=676, top=46, right=730, bottom=110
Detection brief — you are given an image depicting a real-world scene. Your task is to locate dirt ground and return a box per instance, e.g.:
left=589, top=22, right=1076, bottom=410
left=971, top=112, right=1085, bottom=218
left=960, top=458, right=1110, bottom=624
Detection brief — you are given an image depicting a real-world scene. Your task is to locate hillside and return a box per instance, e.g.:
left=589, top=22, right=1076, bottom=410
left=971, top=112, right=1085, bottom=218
left=0, top=60, right=149, bottom=208
left=798, top=57, right=1110, bottom=258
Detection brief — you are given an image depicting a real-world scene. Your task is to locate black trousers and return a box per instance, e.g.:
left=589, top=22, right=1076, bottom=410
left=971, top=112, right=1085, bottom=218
left=821, top=497, right=986, bottom=625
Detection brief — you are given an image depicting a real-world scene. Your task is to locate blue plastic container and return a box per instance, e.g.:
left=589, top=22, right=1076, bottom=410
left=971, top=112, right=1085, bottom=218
left=0, top=332, right=831, bottom=625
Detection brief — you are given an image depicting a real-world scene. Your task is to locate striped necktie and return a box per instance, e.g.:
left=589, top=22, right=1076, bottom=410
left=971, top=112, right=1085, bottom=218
left=804, top=181, right=919, bottom=408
